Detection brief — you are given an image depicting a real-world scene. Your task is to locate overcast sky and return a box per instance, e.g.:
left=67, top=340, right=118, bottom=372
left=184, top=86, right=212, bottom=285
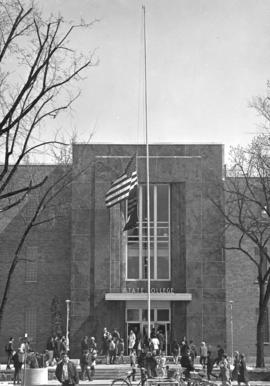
left=36, top=0, right=270, bottom=162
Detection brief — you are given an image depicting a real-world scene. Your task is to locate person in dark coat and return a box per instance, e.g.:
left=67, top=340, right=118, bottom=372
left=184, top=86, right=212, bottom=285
left=80, top=349, right=92, bottom=381
left=5, top=337, right=14, bottom=369
left=54, top=336, right=62, bottom=361
left=180, top=348, right=194, bottom=380
left=238, top=353, right=249, bottom=386
left=171, top=340, right=180, bottom=364
left=206, top=351, right=217, bottom=380
left=55, top=353, right=79, bottom=386
left=231, top=351, right=240, bottom=381
left=12, top=349, right=24, bottom=384
left=81, top=336, right=89, bottom=352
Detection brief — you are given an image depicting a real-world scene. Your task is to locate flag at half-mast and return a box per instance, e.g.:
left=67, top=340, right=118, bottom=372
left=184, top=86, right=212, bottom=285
left=105, top=155, right=138, bottom=208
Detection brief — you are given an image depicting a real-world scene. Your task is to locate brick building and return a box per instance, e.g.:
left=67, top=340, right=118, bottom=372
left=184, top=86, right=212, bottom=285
left=0, top=142, right=251, bottom=360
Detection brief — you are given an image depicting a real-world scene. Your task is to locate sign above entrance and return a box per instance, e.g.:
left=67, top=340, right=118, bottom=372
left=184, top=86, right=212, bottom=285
left=127, top=287, right=175, bottom=294
left=105, top=292, right=192, bottom=301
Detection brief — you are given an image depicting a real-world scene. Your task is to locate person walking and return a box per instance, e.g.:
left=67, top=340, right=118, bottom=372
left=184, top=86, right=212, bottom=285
left=206, top=351, right=218, bottom=381
left=219, top=353, right=231, bottom=386
left=5, top=337, right=14, bottom=369
left=238, top=353, right=249, bottom=386
left=55, top=352, right=79, bottom=386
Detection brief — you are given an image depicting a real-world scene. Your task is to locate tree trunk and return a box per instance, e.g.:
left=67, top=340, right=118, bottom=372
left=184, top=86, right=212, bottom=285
left=256, top=316, right=265, bottom=367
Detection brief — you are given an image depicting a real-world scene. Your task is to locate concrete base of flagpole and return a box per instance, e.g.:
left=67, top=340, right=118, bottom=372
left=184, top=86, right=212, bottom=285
left=22, top=367, right=48, bottom=385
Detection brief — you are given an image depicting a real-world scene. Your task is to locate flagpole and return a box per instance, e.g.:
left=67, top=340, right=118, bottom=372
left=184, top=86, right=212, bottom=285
left=142, top=5, right=151, bottom=340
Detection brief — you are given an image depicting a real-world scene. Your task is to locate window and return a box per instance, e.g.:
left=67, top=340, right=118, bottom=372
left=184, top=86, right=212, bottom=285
left=126, top=308, right=170, bottom=323
left=25, top=246, right=38, bottom=282
left=25, top=308, right=37, bottom=344
left=127, top=184, right=170, bottom=280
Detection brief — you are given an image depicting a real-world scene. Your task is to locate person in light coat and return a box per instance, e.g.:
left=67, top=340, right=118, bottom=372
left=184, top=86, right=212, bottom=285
left=128, top=330, right=136, bottom=354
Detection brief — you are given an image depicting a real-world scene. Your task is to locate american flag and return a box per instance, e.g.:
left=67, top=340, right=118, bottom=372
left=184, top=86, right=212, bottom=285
left=105, top=156, right=137, bottom=208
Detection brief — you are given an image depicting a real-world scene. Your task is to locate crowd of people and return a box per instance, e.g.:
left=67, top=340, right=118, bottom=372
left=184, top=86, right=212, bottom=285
left=4, top=330, right=250, bottom=386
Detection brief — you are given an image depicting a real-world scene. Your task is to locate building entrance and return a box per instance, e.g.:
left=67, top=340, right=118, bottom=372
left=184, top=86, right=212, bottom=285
left=126, top=301, right=171, bottom=355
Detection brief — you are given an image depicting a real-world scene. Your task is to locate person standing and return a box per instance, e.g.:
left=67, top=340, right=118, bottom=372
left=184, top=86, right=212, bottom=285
left=181, top=348, right=194, bottom=380
left=238, top=353, right=249, bottom=386
left=117, top=338, right=125, bottom=363
left=5, top=337, right=14, bottom=369
left=46, top=336, right=55, bottom=366
left=171, top=340, right=180, bottom=364
left=60, top=336, right=68, bottom=355
left=80, top=349, right=92, bottom=382
left=159, top=351, right=166, bottom=377
left=89, top=336, right=97, bottom=351
left=101, top=327, right=110, bottom=356
left=54, top=336, right=61, bottom=361
left=231, top=351, right=240, bottom=382
left=108, top=337, right=116, bottom=364
left=112, top=328, right=120, bottom=350
left=189, top=340, right=197, bottom=365
left=55, top=352, right=79, bottom=386
left=199, top=341, right=208, bottom=369
left=150, top=333, right=160, bottom=355
left=81, top=336, right=89, bottom=352
left=206, top=351, right=218, bottom=381
left=90, top=348, right=97, bottom=381
left=129, top=348, right=137, bottom=381
left=157, top=330, right=165, bottom=353
left=12, top=348, right=24, bottom=384
left=128, top=330, right=136, bottom=355
left=219, top=353, right=231, bottom=386
left=215, top=344, right=225, bottom=365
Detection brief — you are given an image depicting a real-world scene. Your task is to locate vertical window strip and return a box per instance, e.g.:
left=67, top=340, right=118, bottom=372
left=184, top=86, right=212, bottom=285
left=127, top=184, right=170, bottom=280
left=139, top=186, right=142, bottom=278
left=154, top=185, right=157, bottom=279
left=168, top=184, right=171, bottom=279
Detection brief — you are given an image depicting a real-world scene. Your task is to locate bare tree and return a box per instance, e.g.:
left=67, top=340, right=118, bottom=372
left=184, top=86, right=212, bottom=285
left=0, top=0, right=96, bottom=332
left=0, top=0, right=97, bottom=212
left=212, top=135, right=270, bottom=367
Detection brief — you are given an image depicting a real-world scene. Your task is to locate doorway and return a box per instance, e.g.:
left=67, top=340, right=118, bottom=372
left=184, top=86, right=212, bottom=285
left=126, top=301, right=171, bottom=355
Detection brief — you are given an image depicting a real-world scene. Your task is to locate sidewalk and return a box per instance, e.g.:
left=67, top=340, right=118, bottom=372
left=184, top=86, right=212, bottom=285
left=0, top=380, right=270, bottom=386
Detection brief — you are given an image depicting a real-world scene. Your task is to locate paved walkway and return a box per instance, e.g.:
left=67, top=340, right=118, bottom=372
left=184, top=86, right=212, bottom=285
left=0, top=380, right=270, bottom=385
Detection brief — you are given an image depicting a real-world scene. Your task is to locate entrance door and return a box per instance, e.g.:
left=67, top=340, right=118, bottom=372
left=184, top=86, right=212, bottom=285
left=126, top=301, right=171, bottom=354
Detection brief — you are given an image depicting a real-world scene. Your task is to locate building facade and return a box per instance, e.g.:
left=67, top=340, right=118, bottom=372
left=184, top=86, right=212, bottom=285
left=0, top=143, right=229, bottom=359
